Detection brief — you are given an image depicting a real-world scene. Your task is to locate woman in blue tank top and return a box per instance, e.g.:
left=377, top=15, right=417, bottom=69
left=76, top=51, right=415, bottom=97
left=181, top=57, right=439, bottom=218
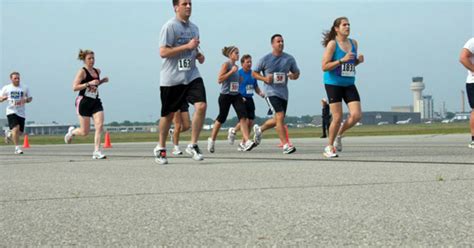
left=321, top=17, right=365, bottom=158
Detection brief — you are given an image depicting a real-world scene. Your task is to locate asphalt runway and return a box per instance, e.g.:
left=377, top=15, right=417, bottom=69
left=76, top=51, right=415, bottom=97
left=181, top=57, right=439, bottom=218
left=1, top=134, right=473, bottom=246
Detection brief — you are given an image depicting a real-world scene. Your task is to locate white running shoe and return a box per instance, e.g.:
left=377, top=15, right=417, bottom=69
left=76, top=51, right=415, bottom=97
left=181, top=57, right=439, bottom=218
left=92, top=150, right=107, bottom=159
left=64, top=126, right=75, bottom=144
left=242, top=140, right=256, bottom=152
left=469, top=141, right=474, bottom=148
left=172, top=145, right=183, bottom=155
left=228, top=128, right=236, bottom=145
left=237, top=142, right=245, bottom=152
left=186, top=144, right=204, bottom=161
left=334, top=135, right=342, bottom=152
left=253, top=124, right=262, bottom=145
left=282, top=143, right=296, bottom=154
left=169, top=128, right=174, bottom=144
left=14, top=146, right=23, bottom=155
left=4, top=130, right=12, bottom=144
left=323, top=145, right=338, bottom=158
left=207, top=138, right=215, bottom=153
left=153, top=147, right=168, bottom=165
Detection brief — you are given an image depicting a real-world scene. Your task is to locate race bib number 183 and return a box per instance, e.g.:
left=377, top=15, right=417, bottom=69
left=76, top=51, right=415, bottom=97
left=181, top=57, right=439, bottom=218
left=340, top=63, right=355, bottom=77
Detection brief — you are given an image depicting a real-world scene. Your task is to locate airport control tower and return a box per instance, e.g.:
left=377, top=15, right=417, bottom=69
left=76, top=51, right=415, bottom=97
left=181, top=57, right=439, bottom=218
left=410, top=76, right=425, bottom=113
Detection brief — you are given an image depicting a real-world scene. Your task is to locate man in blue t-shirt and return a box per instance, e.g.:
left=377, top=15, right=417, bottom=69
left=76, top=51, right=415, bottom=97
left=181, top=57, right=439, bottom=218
left=227, top=54, right=264, bottom=149
left=251, top=34, right=300, bottom=154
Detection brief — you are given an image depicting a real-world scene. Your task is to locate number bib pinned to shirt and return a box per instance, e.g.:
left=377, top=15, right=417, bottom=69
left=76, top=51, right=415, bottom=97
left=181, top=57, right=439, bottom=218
left=340, top=63, right=356, bottom=77
left=178, top=58, right=191, bottom=71
left=273, top=72, right=286, bottom=84
left=9, top=99, right=18, bottom=107
left=85, top=87, right=98, bottom=99
left=230, top=82, right=239, bottom=93
left=246, top=84, right=254, bottom=95
left=9, top=91, right=23, bottom=107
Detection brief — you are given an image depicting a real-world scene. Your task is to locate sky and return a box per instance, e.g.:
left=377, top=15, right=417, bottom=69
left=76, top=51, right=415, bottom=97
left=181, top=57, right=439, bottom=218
left=1, top=0, right=473, bottom=124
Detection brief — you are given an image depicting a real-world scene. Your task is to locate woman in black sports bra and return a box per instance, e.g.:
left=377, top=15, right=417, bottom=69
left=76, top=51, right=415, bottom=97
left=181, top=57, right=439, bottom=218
left=64, top=49, right=109, bottom=160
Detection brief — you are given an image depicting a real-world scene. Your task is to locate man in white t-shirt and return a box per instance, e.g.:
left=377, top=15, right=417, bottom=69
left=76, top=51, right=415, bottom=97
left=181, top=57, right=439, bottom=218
left=460, top=37, right=474, bottom=148
left=0, top=72, right=33, bottom=154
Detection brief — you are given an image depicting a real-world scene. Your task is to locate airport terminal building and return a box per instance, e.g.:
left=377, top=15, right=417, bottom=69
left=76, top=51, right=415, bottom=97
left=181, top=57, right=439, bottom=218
left=313, top=112, right=421, bottom=125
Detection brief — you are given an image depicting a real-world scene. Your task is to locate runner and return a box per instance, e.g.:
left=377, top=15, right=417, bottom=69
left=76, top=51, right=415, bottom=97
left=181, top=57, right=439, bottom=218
left=156, top=0, right=207, bottom=164
left=321, top=17, right=364, bottom=158
left=459, top=37, right=474, bottom=148
left=227, top=54, right=265, bottom=149
left=169, top=105, right=191, bottom=155
left=252, top=34, right=300, bottom=154
left=207, top=47, right=256, bottom=153
left=64, top=49, right=109, bottom=159
left=0, top=72, right=33, bottom=155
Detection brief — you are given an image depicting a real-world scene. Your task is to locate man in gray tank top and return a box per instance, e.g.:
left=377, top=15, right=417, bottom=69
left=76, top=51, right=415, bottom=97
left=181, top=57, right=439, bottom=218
left=154, top=0, right=207, bottom=165
left=252, top=34, right=300, bottom=154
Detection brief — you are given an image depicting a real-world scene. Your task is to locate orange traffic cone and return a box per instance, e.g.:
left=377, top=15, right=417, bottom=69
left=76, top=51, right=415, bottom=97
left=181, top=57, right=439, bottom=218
left=278, top=125, right=293, bottom=148
left=103, top=131, right=112, bottom=148
left=23, top=134, right=31, bottom=148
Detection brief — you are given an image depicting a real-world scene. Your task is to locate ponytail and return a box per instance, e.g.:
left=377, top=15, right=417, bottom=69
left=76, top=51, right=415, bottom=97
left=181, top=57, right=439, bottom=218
left=78, top=49, right=94, bottom=61
left=321, top=17, right=348, bottom=47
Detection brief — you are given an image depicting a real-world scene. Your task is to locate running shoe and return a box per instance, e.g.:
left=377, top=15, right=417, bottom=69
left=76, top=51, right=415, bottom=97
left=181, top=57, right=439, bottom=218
left=282, top=143, right=296, bottom=154
left=14, top=146, right=23, bottom=155
left=237, top=142, right=245, bottom=152
left=186, top=144, right=204, bottom=161
left=323, top=145, right=338, bottom=158
left=253, top=124, right=262, bottom=145
left=334, top=135, right=343, bottom=152
left=207, top=138, right=215, bottom=153
left=172, top=145, right=183, bottom=155
left=153, top=147, right=168, bottom=165
left=64, top=126, right=75, bottom=144
left=469, top=141, right=474, bottom=149
left=242, top=140, right=256, bottom=152
left=4, top=130, right=12, bottom=144
left=92, top=150, right=107, bottom=160
left=228, top=128, right=236, bottom=145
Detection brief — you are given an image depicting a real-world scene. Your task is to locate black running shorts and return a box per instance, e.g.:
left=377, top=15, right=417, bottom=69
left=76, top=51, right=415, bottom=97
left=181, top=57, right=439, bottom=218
left=76, top=96, right=104, bottom=117
left=467, top=83, right=474, bottom=109
left=243, top=97, right=256, bottom=120
left=215, top=94, right=248, bottom=124
left=324, top=84, right=361, bottom=104
left=160, top=77, right=206, bottom=117
left=7, top=114, right=25, bottom=133
left=266, top=96, right=288, bottom=115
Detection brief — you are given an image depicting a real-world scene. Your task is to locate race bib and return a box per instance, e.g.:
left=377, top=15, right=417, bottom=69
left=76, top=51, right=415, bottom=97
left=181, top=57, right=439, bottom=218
left=85, top=87, right=98, bottom=99
left=246, top=84, right=254, bottom=95
left=178, top=58, right=191, bottom=71
left=230, top=82, right=239, bottom=93
left=340, top=63, right=356, bottom=77
left=273, top=72, right=286, bottom=84
left=9, top=99, right=18, bottom=107
left=9, top=91, right=22, bottom=107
